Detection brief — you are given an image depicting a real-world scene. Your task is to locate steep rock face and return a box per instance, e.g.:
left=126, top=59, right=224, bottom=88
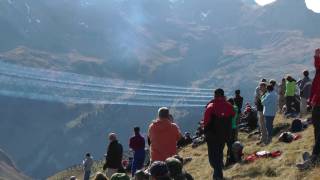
left=0, top=149, right=31, bottom=180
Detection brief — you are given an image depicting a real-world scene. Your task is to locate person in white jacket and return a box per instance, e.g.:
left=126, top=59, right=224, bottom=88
left=83, top=153, right=94, bottom=180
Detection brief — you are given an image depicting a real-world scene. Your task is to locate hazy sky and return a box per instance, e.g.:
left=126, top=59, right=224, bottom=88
left=305, top=0, right=320, bottom=13
left=255, top=0, right=276, bottom=6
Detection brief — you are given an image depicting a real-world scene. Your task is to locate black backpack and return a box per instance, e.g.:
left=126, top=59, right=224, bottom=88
left=291, top=119, right=303, bottom=132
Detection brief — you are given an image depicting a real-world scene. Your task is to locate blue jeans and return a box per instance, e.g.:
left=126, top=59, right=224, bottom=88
left=84, top=170, right=91, bottom=180
left=131, top=149, right=145, bottom=176
left=264, top=116, right=275, bottom=140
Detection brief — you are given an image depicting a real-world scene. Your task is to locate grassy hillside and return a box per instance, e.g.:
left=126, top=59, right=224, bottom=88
left=49, top=114, right=320, bottom=180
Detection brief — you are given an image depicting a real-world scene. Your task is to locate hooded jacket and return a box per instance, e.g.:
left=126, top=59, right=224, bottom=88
left=148, top=119, right=182, bottom=161
left=203, top=97, right=235, bottom=143
left=310, top=56, right=320, bottom=106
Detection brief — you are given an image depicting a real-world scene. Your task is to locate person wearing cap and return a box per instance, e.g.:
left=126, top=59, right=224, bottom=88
left=298, top=70, right=312, bottom=117
left=129, top=126, right=146, bottom=177
left=83, top=152, right=94, bottom=180
left=297, top=48, right=320, bottom=169
left=148, top=107, right=182, bottom=162
left=255, top=82, right=268, bottom=145
left=203, top=88, right=235, bottom=179
left=149, top=161, right=171, bottom=180
left=103, top=133, right=123, bottom=178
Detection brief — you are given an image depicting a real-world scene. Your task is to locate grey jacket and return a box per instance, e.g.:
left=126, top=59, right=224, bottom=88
left=298, top=77, right=312, bottom=99
left=83, top=156, right=93, bottom=172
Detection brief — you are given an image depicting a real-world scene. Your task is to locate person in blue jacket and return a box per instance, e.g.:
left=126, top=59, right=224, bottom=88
left=261, top=84, right=278, bottom=144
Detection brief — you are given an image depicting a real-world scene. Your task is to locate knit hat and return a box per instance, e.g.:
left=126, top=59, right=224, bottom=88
left=110, top=173, right=130, bottom=180
left=165, top=157, right=183, bottom=177
left=149, top=161, right=169, bottom=177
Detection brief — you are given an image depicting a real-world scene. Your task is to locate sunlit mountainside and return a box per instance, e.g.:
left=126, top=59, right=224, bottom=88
left=0, top=0, right=319, bottom=178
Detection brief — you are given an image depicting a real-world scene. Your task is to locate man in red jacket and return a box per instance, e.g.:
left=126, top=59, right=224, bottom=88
left=204, top=88, right=235, bottom=179
left=297, top=48, right=320, bottom=170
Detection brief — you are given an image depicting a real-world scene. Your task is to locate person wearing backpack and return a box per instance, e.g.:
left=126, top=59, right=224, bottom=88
left=298, top=70, right=312, bottom=117
left=297, top=48, right=320, bottom=170
left=261, top=84, right=278, bottom=144
left=203, top=88, right=235, bottom=179
left=285, top=75, right=297, bottom=114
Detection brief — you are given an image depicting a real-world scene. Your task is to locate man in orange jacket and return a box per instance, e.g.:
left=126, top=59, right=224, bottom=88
left=148, top=107, right=182, bottom=162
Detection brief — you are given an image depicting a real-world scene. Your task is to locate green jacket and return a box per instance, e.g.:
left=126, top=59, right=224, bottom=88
left=232, top=106, right=239, bottom=129
left=285, top=81, right=296, bottom=97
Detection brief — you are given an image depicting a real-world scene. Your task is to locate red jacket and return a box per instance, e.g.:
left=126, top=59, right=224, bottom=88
left=310, top=56, right=320, bottom=106
left=129, top=134, right=145, bottom=152
left=204, top=97, right=235, bottom=127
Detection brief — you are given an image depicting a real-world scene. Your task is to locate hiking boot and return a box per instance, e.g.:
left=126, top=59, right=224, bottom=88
left=296, top=155, right=319, bottom=170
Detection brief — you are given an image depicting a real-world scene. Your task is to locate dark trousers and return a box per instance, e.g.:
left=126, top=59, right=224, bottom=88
left=286, top=96, right=295, bottom=113
left=312, top=106, right=320, bottom=156
left=84, top=170, right=91, bottom=180
left=206, top=139, right=225, bottom=179
left=131, top=149, right=145, bottom=176
left=226, top=129, right=237, bottom=164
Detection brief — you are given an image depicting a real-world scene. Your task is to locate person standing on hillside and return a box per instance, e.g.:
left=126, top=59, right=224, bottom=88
left=226, top=98, right=239, bottom=167
left=261, top=84, right=278, bottom=144
left=234, top=90, right=243, bottom=114
left=148, top=107, right=182, bottom=162
left=269, top=79, right=278, bottom=94
left=129, top=127, right=146, bottom=177
left=297, top=48, right=320, bottom=169
left=285, top=75, right=297, bottom=114
left=255, top=82, right=268, bottom=145
left=203, top=89, right=235, bottom=179
left=298, top=70, right=312, bottom=117
left=83, top=153, right=94, bottom=180
left=278, top=78, right=286, bottom=113
left=103, top=133, right=123, bottom=178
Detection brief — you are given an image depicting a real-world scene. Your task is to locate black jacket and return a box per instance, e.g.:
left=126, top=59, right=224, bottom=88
left=103, top=140, right=123, bottom=169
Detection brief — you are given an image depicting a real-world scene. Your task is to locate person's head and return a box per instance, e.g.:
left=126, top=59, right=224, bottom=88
left=214, top=88, right=224, bottom=98
left=134, top=126, right=140, bottom=135
left=158, top=107, right=170, bottom=119
left=261, top=78, right=267, bottom=83
left=109, top=133, right=117, bottom=142
left=267, top=84, right=274, bottom=92
left=165, top=157, right=183, bottom=178
left=134, top=170, right=149, bottom=180
left=228, top=98, right=235, bottom=105
left=259, top=82, right=267, bottom=93
left=282, top=78, right=286, bottom=83
left=110, top=173, right=130, bottom=180
left=149, top=161, right=169, bottom=179
left=235, top=89, right=241, bottom=95
left=269, top=79, right=276, bottom=87
left=286, top=75, right=292, bottom=81
left=303, top=70, right=309, bottom=77
left=172, top=155, right=184, bottom=165
left=94, top=172, right=108, bottom=180
left=85, top=152, right=91, bottom=158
